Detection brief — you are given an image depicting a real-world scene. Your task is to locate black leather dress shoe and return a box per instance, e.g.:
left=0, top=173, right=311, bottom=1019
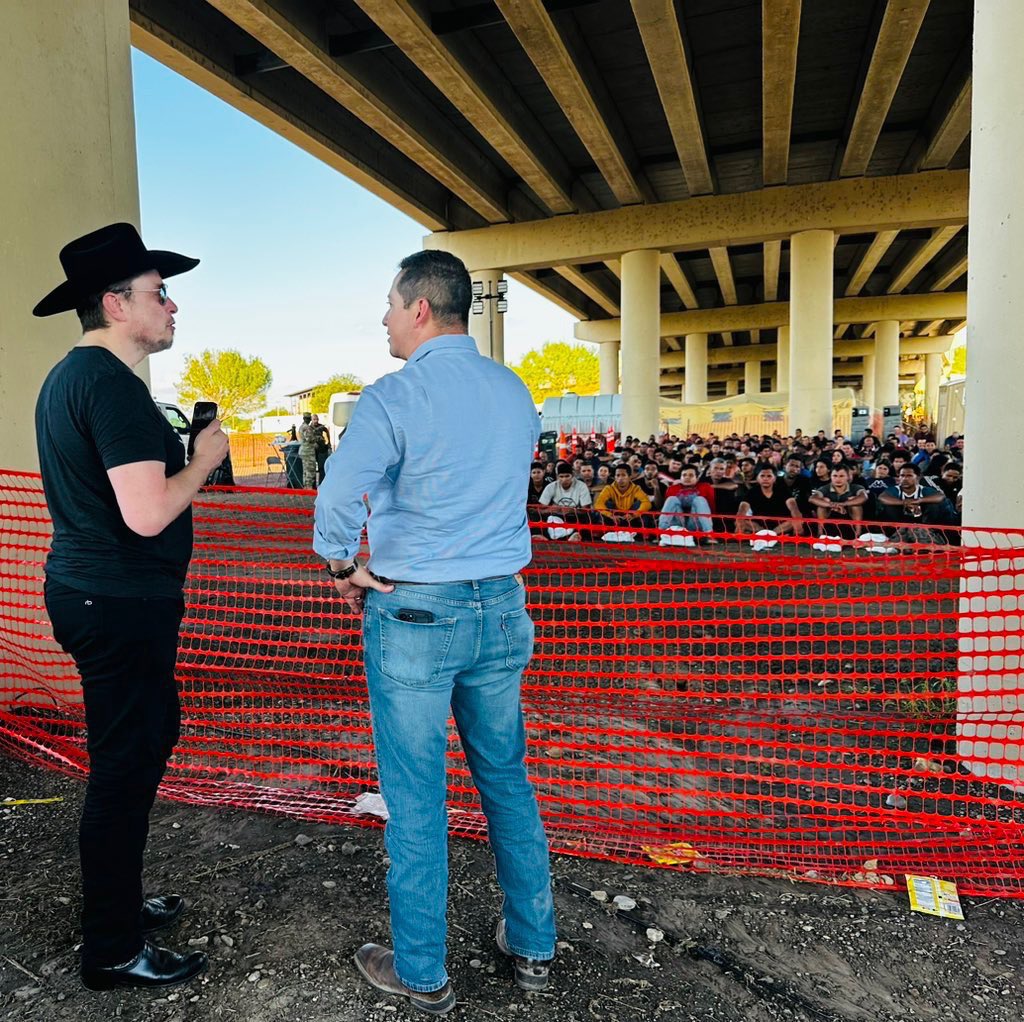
left=141, top=894, right=185, bottom=933
left=81, top=941, right=208, bottom=991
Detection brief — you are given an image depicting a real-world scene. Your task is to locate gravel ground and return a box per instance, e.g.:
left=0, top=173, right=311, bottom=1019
left=2, top=755, right=1022, bottom=1022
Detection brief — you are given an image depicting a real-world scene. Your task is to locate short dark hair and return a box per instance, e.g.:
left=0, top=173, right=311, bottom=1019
left=75, top=275, right=135, bottom=332
left=556, top=462, right=573, bottom=475
left=395, top=251, right=472, bottom=326
left=530, top=461, right=545, bottom=471
left=613, top=462, right=630, bottom=474
left=900, top=462, right=921, bottom=476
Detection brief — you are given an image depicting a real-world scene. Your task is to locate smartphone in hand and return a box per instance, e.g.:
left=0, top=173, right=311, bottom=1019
left=188, top=401, right=218, bottom=460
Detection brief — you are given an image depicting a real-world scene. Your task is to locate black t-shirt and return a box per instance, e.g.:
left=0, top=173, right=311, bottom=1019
left=35, top=346, right=192, bottom=598
left=745, top=482, right=793, bottom=519
left=782, top=473, right=815, bottom=515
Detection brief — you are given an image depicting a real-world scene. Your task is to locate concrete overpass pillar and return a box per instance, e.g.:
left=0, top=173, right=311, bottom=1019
left=861, top=354, right=876, bottom=411
left=597, top=340, right=620, bottom=394
left=725, top=379, right=739, bottom=397
left=924, top=352, right=942, bottom=426
left=874, top=321, right=900, bottom=409
left=468, top=269, right=505, bottom=362
left=788, top=230, right=834, bottom=434
left=684, top=333, right=708, bottom=404
left=1, top=0, right=141, bottom=471
left=777, top=325, right=790, bottom=394
left=744, top=359, right=761, bottom=396
left=620, top=249, right=661, bottom=438
left=958, top=0, right=1024, bottom=788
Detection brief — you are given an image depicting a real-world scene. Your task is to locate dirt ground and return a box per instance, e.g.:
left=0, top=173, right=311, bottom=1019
left=1, top=756, right=1022, bottom=1022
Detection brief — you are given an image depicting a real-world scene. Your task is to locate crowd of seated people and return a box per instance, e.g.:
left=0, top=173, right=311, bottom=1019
left=526, top=424, right=965, bottom=549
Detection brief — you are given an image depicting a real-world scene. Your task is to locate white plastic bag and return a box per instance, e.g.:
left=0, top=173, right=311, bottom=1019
left=659, top=526, right=695, bottom=548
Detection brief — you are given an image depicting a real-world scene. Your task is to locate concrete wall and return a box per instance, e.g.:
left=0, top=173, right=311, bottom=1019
left=0, top=0, right=141, bottom=471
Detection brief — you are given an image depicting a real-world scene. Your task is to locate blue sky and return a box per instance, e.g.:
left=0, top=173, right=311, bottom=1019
left=131, top=50, right=580, bottom=408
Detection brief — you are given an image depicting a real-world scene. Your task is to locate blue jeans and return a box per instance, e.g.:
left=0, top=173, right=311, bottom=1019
left=362, top=576, right=556, bottom=992
left=658, top=494, right=712, bottom=532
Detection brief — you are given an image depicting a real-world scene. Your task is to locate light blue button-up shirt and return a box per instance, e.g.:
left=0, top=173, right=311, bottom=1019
left=313, top=334, right=540, bottom=582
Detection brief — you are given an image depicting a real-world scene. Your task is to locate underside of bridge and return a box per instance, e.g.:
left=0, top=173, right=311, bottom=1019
left=127, top=0, right=972, bottom=407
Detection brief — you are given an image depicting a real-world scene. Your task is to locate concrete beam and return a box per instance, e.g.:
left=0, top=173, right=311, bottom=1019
left=920, top=75, right=972, bottom=171
left=130, top=10, right=458, bottom=231
left=761, top=0, right=801, bottom=186
left=205, top=0, right=510, bottom=223
left=839, top=0, right=930, bottom=177
left=660, top=254, right=698, bottom=309
left=552, top=264, right=620, bottom=315
left=887, top=226, right=962, bottom=293
left=844, top=229, right=899, bottom=296
left=631, top=0, right=713, bottom=196
left=930, top=254, right=968, bottom=291
left=424, top=170, right=969, bottom=272
left=658, top=335, right=954, bottom=370
left=576, top=292, right=967, bottom=342
left=496, top=0, right=643, bottom=206
left=352, top=0, right=576, bottom=216
left=508, top=270, right=589, bottom=319
left=763, top=239, right=782, bottom=301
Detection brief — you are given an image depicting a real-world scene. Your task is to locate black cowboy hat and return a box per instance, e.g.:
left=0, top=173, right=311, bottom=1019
left=32, top=222, right=199, bottom=317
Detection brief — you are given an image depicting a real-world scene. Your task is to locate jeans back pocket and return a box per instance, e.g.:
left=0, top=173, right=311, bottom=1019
left=501, top=607, right=535, bottom=672
left=375, top=607, right=458, bottom=687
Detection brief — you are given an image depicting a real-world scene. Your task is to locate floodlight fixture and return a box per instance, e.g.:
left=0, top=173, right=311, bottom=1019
left=471, top=281, right=484, bottom=297
left=471, top=299, right=484, bottom=315
left=496, top=280, right=508, bottom=295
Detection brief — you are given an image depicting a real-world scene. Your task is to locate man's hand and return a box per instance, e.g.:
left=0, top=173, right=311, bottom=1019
left=191, top=418, right=230, bottom=473
left=330, top=563, right=394, bottom=615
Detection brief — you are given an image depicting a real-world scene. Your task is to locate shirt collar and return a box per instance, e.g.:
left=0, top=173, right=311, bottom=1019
left=406, top=333, right=477, bottom=366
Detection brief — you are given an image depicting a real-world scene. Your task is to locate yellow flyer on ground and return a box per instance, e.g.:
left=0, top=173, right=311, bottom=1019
left=905, top=875, right=964, bottom=920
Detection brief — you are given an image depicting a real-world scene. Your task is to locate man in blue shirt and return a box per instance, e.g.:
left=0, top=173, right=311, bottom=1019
left=313, top=251, right=555, bottom=1014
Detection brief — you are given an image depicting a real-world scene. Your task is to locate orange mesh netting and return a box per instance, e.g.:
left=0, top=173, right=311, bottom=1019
left=2, top=470, right=1024, bottom=897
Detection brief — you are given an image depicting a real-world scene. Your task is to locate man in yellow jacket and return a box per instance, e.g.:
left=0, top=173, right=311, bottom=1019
left=595, top=463, right=652, bottom=535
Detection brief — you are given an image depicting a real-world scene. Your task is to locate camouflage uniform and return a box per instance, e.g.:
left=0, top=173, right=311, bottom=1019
left=298, top=421, right=317, bottom=489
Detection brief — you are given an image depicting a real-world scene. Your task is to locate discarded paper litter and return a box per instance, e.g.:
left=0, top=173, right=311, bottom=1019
left=906, top=874, right=964, bottom=920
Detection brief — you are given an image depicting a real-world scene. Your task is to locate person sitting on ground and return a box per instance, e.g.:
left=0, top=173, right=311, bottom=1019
left=809, top=464, right=868, bottom=539
left=705, top=457, right=740, bottom=529
left=578, top=462, right=599, bottom=499
left=812, top=458, right=832, bottom=490
left=658, top=455, right=683, bottom=487
left=595, top=463, right=652, bottom=533
left=938, top=462, right=962, bottom=503
left=736, top=467, right=803, bottom=537
left=659, top=465, right=717, bottom=542
left=538, top=462, right=593, bottom=542
left=526, top=462, right=548, bottom=505
left=636, top=460, right=666, bottom=510
left=595, top=463, right=612, bottom=490
left=737, top=457, right=757, bottom=487
left=781, top=455, right=815, bottom=516
left=876, top=463, right=948, bottom=545
left=865, top=460, right=894, bottom=519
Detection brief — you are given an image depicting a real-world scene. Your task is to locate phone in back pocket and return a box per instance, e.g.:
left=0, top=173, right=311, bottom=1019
left=397, top=608, right=435, bottom=623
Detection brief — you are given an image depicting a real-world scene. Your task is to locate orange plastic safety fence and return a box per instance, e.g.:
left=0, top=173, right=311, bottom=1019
left=2, top=471, right=1024, bottom=897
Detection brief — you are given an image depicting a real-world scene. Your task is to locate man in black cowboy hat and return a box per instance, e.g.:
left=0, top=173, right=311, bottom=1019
left=33, top=222, right=228, bottom=990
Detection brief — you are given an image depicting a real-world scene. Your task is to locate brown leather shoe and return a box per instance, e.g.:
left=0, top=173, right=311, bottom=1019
left=353, top=944, right=456, bottom=1015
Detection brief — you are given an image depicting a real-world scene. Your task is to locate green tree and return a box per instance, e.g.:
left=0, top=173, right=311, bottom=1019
left=509, top=342, right=600, bottom=404
left=947, top=345, right=966, bottom=378
left=261, top=405, right=291, bottom=416
left=309, top=373, right=364, bottom=413
left=176, top=349, right=272, bottom=423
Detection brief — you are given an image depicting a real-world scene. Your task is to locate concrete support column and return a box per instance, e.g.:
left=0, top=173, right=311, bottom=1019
left=957, top=0, right=1024, bottom=788
left=924, top=352, right=942, bottom=426
left=597, top=340, right=620, bottom=394
left=725, top=379, right=739, bottom=397
left=684, top=333, right=708, bottom=404
left=620, top=249, right=661, bottom=438
left=874, top=320, right=900, bottom=410
left=744, top=359, right=761, bottom=396
left=769, top=374, right=777, bottom=392
left=468, top=269, right=505, bottom=362
left=776, top=325, right=790, bottom=394
left=861, top=354, right=876, bottom=411
left=1, top=0, right=141, bottom=471
left=788, top=230, right=834, bottom=434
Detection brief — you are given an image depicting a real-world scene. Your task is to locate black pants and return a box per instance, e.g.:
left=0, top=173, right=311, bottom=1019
left=44, top=580, right=184, bottom=968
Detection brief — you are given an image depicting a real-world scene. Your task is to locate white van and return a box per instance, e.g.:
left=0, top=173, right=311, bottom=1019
left=155, top=400, right=190, bottom=450
left=327, top=391, right=362, bottom=449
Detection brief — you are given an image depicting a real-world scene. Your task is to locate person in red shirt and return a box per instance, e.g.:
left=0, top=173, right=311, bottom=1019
left=658, top=465, right=718, bottom=542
